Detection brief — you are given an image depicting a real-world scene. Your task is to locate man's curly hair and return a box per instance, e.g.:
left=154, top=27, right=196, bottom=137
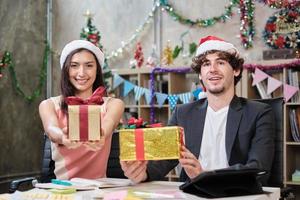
left=191, top=50, right=244, bottom=85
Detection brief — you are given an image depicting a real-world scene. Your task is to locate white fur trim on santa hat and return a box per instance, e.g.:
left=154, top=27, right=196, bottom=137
left=196, top=40, right=238, bottom=56
left=60, top=40, right=104, bottom=68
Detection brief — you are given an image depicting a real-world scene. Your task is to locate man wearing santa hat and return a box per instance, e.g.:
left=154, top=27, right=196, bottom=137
left=121, top=36, right=275, bottom=185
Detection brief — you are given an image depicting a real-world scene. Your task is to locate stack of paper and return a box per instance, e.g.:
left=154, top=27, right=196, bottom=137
left=34, top=178, right=133, bottom=191
left=70, top=178, right=133, bottom=189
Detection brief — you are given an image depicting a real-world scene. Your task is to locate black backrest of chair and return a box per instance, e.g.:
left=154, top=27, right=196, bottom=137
left=107, top=132, right=126, bottom=178
left=40, top=134, right=55, bottom=183
left=254, top=97, right=284, bottom=187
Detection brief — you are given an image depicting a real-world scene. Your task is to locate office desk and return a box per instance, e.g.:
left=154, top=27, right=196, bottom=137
left=2, top=181, right=280, bottom=200
left=98, top=181, right=280, bottom=200
left=80, top=181, right=280, bottom=200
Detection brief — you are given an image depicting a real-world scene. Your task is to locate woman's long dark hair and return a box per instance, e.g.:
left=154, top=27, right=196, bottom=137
left=60, top=48, right=105, bottom=114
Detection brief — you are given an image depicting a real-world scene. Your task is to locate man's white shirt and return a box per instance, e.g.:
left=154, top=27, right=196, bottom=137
left=199, top=105, right=229, bottom=170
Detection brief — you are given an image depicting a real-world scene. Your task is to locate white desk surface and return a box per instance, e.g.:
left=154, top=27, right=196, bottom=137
left=2, top=180, right=280, bottom=200
left=80, top=181, right=280, bottom=200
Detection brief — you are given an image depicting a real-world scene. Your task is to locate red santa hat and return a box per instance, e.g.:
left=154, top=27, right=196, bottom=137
left=196, top=36, right=238, bottom=56
left=60, top=40, right=104, bottom=69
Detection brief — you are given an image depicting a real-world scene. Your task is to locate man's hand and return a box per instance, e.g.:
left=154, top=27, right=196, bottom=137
left=120, top=161, right=148, bottom=183
left=179, top=146, right=203, bottom=179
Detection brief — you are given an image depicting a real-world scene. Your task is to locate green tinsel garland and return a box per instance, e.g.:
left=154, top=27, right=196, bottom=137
left=160, top=0, right=239, bottom=27
left=1, top=43, right=49, bottom=103
left=160, top=0, right=256, bottom=49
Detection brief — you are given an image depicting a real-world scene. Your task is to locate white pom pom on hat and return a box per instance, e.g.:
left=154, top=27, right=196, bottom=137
left=60, top=40, right=104, bottom=69
left=195, top=36, right=238, bottom=56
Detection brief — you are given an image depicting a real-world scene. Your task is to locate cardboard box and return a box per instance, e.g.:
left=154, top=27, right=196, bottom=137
left=68, top=105, right=102, bottom=141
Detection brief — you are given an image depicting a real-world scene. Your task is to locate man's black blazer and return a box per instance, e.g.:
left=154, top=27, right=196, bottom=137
left=146, top=96, right=275, bottom=184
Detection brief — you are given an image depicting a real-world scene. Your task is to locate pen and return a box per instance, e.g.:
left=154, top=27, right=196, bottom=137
left=51, top=179, right=72, bottom=186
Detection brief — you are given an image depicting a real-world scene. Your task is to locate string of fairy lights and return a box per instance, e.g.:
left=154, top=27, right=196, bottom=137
left=106, top=2, right=159, bottom=61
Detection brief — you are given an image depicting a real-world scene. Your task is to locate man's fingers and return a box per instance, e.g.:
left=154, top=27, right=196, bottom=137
left=123, top=161, right=141, bottom=177
left=120, top=161, right=147, bottom=183
left=130, top=162, right=147, bottom=183
left=132, top=170, right=146, bottom=183
left=180, top=158, right=198, bottom=167
left=132, top=162, right=147, bottom=178
left=121, top=161, right=135, bottom=176
left=180, top=164, right=195, bottom=171
left=181, top=151, right=197, bottom=159
left=120, top=161, right=127, bottom=171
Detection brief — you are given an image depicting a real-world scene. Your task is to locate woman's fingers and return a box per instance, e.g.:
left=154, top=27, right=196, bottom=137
left=62, top=127, right=68, bottom=134
left=83, top=140, right=105, bottom=151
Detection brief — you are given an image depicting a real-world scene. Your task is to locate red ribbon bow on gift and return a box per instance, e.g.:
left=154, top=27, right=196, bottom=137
left=128, top=117, right=144, bottom=128
left=65, top=86, right=106, bottom=105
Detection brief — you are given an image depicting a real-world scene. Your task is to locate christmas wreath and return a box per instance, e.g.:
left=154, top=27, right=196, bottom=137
left=263, top=7, right=300, bottom=49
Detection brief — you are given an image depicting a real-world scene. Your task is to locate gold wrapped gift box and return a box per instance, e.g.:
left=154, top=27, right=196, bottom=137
left=119, top=126, right=184, bottom=161
left=68, top=105, right=102, bottom=141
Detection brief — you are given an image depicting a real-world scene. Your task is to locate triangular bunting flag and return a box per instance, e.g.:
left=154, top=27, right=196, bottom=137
left=267, top=76, right=282, bottom=94
left=168, top=95, right=179, bottom=111
left=134, top=86, right=146, bottom=101
left=284, top=84, right=299, bottom=102
left=156, top=92, right=168, bottom=107
left=123, top=80, right=135, bottom=97
left=198, top=91, right=207, bottom=99
left=252, top=68, right=269, bottom=86
left=178, top=92, right=192, bottom=104
left=192, top=88, right=202, bottom=100
left=113, top=73, right=124, bottom=89
left=144, top=89, right=153, bottom=105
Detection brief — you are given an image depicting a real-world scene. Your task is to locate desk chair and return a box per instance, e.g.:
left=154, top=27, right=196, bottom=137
left=254, top=98, right=294, bottom=199
left=107, top=132, right=126, bottom=178
left=254, top=98, right=283, bottom=187
left=9, top=131, right=125, bottom=193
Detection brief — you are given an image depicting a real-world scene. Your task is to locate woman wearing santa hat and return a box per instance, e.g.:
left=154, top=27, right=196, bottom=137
left=39, top=40, right=124, bottom=180
left=121, top=36, right=275, bottom=185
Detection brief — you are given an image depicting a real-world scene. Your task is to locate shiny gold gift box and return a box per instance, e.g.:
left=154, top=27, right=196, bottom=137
left=119, top=126, right=184, bottom=161
left=68, top=105, right=102, bottom=141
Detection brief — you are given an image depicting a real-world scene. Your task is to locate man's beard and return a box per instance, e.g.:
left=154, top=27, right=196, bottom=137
left=207, top=86, right=225, bottom=94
